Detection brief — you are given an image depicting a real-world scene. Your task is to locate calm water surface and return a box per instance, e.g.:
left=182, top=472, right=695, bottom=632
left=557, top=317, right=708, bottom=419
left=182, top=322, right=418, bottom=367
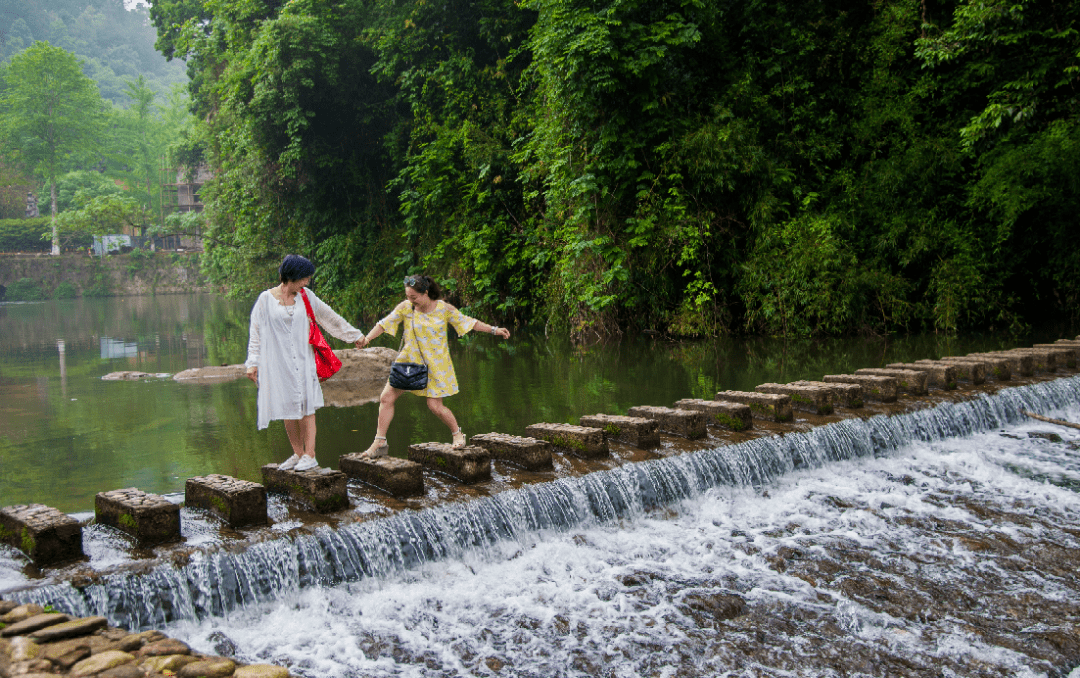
left=0, top=293, right=1072, bottom=513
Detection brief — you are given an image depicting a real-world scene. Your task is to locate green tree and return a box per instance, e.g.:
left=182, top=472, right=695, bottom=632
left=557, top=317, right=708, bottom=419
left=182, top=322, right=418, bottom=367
left=0, top=42, right=107, bottom=254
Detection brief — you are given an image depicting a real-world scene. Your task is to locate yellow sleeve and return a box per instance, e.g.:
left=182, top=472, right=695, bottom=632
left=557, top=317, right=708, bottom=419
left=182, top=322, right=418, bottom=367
left=378, top=300, right=411, bottom=337
left=445, top=302, right=478, bottom=335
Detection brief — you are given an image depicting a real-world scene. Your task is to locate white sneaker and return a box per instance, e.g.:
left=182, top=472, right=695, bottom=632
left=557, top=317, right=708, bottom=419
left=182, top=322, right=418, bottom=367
left=278, top=454, right=301, bottom=470
left=294, top=456, right=319, bottom=472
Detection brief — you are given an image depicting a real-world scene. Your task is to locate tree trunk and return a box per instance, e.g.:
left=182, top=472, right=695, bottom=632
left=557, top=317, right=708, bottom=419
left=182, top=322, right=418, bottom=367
left=50, top=180, right=59, bottom=255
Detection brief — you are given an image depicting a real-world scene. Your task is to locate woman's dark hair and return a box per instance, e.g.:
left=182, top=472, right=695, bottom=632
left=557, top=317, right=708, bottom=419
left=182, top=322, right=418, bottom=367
left=404, top=274, right=441, bottom=300
left=279, top=255, right=316, bottom=283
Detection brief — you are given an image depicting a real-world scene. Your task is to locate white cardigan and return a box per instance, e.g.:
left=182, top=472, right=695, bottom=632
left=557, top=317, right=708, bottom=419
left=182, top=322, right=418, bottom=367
left=244, top=288, right=363, bottom=430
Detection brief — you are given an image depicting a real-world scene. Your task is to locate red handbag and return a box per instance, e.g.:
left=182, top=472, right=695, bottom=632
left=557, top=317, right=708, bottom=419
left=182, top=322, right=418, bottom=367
left=299, top=289, right=342, bottom=382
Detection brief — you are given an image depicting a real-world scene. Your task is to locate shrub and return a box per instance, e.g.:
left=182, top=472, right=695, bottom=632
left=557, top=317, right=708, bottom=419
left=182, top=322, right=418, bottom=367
left=6, top=277, right=45, bottom=301
left=0, top=218, right=92, bottom=252
left=54, top=281, right=78, bottom=299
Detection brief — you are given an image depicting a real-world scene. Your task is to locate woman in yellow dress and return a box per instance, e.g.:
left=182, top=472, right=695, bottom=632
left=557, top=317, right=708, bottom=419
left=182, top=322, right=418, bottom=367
left=357, top=275, right=511, bottom=457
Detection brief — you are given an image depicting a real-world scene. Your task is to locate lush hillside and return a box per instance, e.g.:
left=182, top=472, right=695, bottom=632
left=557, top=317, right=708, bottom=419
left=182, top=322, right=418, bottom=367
left=154, top=0, right=1079, bottom=338
left=0, top=0, right=187, bottom=105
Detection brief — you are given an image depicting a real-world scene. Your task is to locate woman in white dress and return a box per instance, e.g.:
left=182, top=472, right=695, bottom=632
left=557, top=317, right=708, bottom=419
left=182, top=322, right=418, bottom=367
left=245, top=255, right=365, bottom=471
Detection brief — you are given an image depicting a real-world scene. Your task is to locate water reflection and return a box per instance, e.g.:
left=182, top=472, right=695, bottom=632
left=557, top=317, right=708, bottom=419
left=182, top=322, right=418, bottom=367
left=0, top=294, right=1075, bottom=514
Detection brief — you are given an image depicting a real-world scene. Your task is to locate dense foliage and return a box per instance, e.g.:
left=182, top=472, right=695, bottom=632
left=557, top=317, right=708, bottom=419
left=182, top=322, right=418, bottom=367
left=0, top=0, right=187, bottom=105
left=154, top=0, right=1080, bottom=336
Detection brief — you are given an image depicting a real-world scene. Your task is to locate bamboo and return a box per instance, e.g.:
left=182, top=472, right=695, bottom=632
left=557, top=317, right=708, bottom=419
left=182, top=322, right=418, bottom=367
left=1021, top=411, right=1080, bottom=431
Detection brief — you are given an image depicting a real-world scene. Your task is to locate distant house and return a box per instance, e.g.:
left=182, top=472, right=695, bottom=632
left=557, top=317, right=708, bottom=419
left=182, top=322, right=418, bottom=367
left=167, top=165, right=211, bottom=214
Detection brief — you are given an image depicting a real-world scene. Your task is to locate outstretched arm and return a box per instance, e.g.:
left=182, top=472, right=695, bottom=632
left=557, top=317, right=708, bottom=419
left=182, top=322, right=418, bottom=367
left=473, top=320, right=510, bottom=339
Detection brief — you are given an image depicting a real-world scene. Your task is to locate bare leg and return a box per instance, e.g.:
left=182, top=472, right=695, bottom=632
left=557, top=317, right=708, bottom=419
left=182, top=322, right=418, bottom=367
left=363, top=382, right=403, bottom=456
left=427, top=398, right=463, bottom=446
left=283, top=414, right=317, bottom=457
left=283, top=418, right=305, bottom=457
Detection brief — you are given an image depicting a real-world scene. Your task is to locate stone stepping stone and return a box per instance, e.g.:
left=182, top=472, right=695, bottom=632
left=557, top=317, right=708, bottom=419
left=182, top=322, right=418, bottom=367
left=1032, top=344, right=1077, bottom=368
left=0, top=503, right=84, bottom=566
left=970, top=352, right=1033, bottom=377
left=824, top=374, right=900, bottom=401
left=790, top=380, right=863, bottom=409
left=580, top=414, right=660, bottom=448
left=235, top=665, right=291, bottom=678
left=407, top=443, right=491, bottom=484
left=260, top=465, right=349, bottom=513
left=469, top=433, right=554, bottom=470
left=95, top=488, right=181, bottom=546
left=944, top=355, right=1011, bottom=381
left=625, top=406, right=707, bottom=439
left=177, top=657, right=236, bottom=678
left=914, top=359, right=986, bottom=385
left=0, top=612, right=69, bottom=637
left=70, top=649, right=136, bottom=677
left=673, top=399, right=753, bottom=431
left=523, top=423, right=609, bottom=458
left=185, top=475, right=267, bottom=528
left=854, top=368, right=929, bottom=395
left=714, top=391, right=793, bottom=422
left=755, top=383, right=834, bottom=415
left=1003, top=348, right=1058, bottom=372
left=28, top=616, right=107, bottom=642
left=884, top=362, right=960, bottom=389
left=339, top=454, right=424, bottom=497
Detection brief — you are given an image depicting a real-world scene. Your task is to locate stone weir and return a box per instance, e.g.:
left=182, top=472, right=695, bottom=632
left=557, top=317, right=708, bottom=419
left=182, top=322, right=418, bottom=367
left=2, top=337, right=1080, bottom=658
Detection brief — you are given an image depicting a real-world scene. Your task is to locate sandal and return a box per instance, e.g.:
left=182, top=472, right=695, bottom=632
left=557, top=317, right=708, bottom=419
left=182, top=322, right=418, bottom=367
left=451, top=429, right=466, bottom=449
left=362, top=436, right=389, bottom=459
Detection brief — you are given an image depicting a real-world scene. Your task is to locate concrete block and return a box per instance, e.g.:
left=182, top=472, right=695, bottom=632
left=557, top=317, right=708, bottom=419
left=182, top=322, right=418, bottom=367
left=673, top=399, right=753, bottom=432
left=714, top=391, right=793, bottom=422
left=95, top=489, right=180, bottom=546
left=916, top=359, right=986, bottom=385
left=579, top=414, right=660, bottom=448
left=407, top=443, right=491, bottom=484
left=969, top=352, right=1033, bottom=377
left=1032, top=344, right=1077, bottom=368
left=469, top=433, right=554, bottom=470
left=884, top=363, right=958, bottom=390
left=1006, top=348, right=1057, bottom=372
left=260, top=465, right=349, bottom=513
left=185, top=475, right=266, bottom=528
left=339, top=454, right=424, bottom=497
left=791, top=380, right=863, bottom=409
left=755, top=383, right=834, bottom=415
left=855, top=368, right=929, bottom=395
left=523, top=423, right=609, bottom=458
left=0, top=504, right=84, bottom=566
left=944, top=356, right=1011, bottom=381
left=626, top=406, right=708, bottom=439
left=823, top=374, right=899, bottom=402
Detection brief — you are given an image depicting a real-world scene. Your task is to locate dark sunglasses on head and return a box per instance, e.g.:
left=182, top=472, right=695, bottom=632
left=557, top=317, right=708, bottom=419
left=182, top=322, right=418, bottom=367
left=404, top=276, right=429, bottom=292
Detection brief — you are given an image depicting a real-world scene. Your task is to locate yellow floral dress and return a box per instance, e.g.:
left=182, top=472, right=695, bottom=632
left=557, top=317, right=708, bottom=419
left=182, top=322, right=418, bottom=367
left=378, top=300, right=477, bottom=398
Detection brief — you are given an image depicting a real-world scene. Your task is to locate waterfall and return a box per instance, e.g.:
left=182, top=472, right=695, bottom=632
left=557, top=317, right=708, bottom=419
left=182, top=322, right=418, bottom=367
left=14, top=376, right=1080, bottom=631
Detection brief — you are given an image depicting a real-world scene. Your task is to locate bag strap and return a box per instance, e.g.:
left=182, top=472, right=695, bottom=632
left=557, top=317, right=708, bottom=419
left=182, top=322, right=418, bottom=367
left=400, top=304, right=431, bottom=367
left=299, top=289, right=317, bottom=332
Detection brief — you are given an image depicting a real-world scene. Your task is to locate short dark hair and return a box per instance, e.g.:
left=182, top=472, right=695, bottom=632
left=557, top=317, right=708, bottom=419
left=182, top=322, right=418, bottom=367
left=279, top=255, right=315, bottom=283
left=405, top=274, right=441, bottom=300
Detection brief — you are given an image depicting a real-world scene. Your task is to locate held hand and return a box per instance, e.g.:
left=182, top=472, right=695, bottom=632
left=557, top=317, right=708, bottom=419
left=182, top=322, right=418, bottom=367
left=246, top=367, right=258, bottom=385
left=355, top=336, right=368, bottom=349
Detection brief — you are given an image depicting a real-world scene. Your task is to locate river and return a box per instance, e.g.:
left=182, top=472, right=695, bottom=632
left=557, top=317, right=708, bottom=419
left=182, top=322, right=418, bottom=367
left=1, top=294, right=1079, bottom=676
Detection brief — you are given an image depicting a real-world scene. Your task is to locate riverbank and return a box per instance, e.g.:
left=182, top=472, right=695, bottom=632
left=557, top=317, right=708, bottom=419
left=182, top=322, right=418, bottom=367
left=0, top=252, right=213, bottom=300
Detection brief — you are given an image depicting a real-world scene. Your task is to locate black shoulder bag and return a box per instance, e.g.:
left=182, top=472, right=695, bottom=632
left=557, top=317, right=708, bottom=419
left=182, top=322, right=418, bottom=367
left=388, top=307, right=429, bottom=390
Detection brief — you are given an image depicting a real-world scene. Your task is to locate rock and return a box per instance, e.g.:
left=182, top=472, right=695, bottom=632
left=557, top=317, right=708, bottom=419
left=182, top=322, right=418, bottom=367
left=0, top=601, right=18, bottom=615
left=178, top=657, right=236, bottom=678
left=41, top=636, right=92, bottom=668
left=99, top=664, right=147, bottom=678
left=0, top=613, right=70, bottom=637
left=682, top=591, right=747, bottom=620
left=0, top=604, right=44, bottom=624
left=140, top=653, right=200, bottom=673
left=1028, top=431, right=1064, bottom=443
left=234, top=665, right=291, bottom=678
left=9, top=636, right=41, bottom=661
left=137, top=638, right=191, bottom=657
left=70, top=650, right=136, bottom=677
left=29, top=616, right=107, bottom=642
left=101, top=371, right=154, bottom=381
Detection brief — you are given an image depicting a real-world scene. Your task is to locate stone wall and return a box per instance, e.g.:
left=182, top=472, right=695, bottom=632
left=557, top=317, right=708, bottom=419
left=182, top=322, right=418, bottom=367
left=0, top=252, right=213, bottom=299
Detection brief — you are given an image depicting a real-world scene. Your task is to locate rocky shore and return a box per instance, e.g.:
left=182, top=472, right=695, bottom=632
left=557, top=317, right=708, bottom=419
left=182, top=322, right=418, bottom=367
left=0, top=600, right=292, bottom=678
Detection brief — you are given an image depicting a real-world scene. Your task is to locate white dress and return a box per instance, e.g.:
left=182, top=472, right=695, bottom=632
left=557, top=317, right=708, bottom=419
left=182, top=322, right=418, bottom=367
left=245, top=288, right=363, bottom=430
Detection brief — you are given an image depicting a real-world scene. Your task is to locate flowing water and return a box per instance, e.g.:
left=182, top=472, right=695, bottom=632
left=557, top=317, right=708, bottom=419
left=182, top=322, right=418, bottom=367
left=2, top=295, right=1080, bottom=676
